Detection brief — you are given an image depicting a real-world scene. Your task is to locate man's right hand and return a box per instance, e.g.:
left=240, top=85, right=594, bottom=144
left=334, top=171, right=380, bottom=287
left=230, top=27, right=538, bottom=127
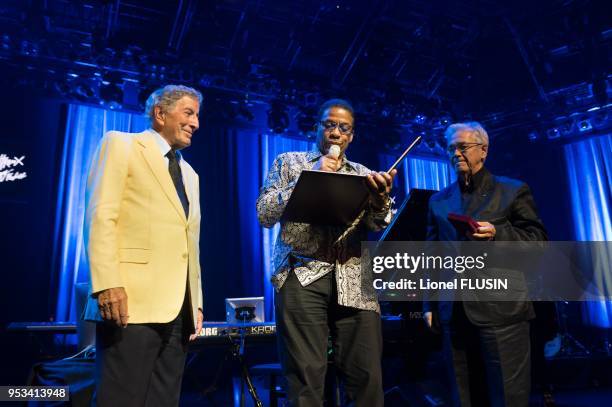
left=97, top=287, right=129, bottom=327
left=312, top=155, right=340, bottom=172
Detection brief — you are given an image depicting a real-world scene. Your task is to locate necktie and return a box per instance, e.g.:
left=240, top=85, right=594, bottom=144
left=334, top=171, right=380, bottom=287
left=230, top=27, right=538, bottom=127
left=166, top=150, right=190, bottom=217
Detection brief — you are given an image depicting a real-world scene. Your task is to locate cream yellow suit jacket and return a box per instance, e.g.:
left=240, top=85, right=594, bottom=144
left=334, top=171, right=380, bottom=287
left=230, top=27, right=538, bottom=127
left=83, top=129, right=203, bottom=330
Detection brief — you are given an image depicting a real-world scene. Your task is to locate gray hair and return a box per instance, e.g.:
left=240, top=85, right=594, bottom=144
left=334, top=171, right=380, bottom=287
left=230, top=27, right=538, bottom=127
left=145, top=85, right=203, bottom=122
left=444, top=121, right=489, bottom=146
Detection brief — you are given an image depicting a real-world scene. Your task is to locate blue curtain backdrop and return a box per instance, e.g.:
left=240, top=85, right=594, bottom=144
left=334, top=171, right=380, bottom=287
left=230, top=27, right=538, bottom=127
left=259, top=135, right=316, bottom=320
left=564, top=134, right=612, bottom=328
left=194, top=127, right=264, bottom=320
left=54, top=103, right=452, bottom=323
left=378, top=153, right=455, bottom=202
left=54, top=105, right=149, bottom=322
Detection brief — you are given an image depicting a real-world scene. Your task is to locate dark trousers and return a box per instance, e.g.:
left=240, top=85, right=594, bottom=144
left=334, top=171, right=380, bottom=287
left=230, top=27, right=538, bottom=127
left=443, top=305, right=531, bottom=407
left=94, top=295, right=192, bottom=407
left=275, top=270, right=383, bottom=407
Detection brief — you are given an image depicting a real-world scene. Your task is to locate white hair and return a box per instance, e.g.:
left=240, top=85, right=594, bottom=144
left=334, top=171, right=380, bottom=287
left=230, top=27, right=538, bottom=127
left=444, top=121, right=489, bottom=145
left=145, top=85, right=202, bottom=123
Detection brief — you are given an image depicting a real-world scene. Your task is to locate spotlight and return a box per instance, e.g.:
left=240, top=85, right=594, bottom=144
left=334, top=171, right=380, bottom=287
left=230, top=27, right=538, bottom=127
left=424, top=137, right=446, bottom=156
left=304, top=93, right=318, bottom=107
left=414, top=114, right=427, bottom=125
left=380, top=124, right=402, bottom=150
left=53, top=81, right=71, bottom=97
left=438, top=116, right=451, bottom=127
left=577, top=119, right=593, bottom=132
left=1, top=34, right=10, bottom=50
left=527, top=131, right=539, bottom=142
left=433, top=141, right=447, bottom=156
left=425, top=137, right=437, bottom=150
left=100, top=82, right=124, bottom=108
left=267, top=100, right=290, bottom=134
left=237, top=104, right=255, bottom=121
left=296, top=109, right=316, bottom=139
left=546, top=128, right=561, bottom=140
left=75, top=81, right=97, bottom=100
left=139, top=86, right=156, bottom=109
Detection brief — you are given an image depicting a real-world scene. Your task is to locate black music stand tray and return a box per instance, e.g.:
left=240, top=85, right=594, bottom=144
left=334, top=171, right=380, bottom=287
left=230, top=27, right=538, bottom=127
left=282, top=170, right=369, bottom=226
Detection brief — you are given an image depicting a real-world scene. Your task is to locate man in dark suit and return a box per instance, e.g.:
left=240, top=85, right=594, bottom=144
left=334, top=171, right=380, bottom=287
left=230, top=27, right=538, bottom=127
left=423, top=122, right=547, bottom=407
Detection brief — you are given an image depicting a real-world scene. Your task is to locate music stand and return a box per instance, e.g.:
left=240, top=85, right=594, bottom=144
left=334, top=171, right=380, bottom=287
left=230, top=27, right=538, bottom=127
left=281, top=170, right=369, bottom=226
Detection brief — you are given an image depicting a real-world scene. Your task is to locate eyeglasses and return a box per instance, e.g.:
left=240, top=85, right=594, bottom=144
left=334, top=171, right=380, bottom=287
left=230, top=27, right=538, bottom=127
left=320, top=120, right=353, bottom=135
left=446, top=142, right=483, bottom=154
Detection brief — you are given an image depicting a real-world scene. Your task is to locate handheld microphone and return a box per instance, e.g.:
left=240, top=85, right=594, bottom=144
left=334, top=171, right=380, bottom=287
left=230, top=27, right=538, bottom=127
left=328, top=144, right=341, bottom=159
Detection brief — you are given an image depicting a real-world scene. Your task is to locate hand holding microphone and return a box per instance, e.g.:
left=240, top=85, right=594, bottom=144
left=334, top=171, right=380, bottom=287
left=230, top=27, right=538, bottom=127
left=313, top=144, right=342, bottom=172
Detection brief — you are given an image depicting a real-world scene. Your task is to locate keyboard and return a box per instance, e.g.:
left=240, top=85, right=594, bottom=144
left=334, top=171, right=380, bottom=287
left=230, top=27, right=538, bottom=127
left=7, top=321, right=78, bottom=333
left=198, top=322, right=276, bottom=338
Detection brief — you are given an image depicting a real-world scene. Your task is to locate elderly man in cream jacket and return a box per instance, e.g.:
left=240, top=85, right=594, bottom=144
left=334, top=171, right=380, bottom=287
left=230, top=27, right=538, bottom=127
left=83, top=85, right=204, bottom=406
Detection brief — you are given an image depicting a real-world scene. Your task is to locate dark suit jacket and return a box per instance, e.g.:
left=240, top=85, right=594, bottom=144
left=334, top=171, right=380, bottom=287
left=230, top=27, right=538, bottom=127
left=424, top=167, right=548, bottom=327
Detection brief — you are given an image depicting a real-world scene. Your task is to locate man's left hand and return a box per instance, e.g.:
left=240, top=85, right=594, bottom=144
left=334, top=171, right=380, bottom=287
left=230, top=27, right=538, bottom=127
left=189, top=309, right=204, bottom=341
left=468, top=221, right=496, bottom=241
left=366, top=169, right=397, bottom=209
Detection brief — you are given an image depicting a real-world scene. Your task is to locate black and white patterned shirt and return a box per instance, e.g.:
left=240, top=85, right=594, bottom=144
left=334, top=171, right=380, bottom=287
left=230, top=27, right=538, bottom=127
left=256, top=149, right=393, bottom=313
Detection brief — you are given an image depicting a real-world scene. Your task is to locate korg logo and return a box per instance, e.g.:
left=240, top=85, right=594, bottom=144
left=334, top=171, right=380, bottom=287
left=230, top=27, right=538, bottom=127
left=202, top=327, right=218, bottom=337
left=250, top=326, right=276, bottom=335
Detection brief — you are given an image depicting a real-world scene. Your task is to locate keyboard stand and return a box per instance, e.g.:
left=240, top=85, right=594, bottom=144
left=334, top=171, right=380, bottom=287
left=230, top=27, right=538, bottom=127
left=232, top=326, right=263, bottom=407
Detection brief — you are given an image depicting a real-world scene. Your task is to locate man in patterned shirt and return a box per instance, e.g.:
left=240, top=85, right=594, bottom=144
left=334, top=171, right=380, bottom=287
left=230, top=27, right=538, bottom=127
left=257, top=99, right=397, bottom=406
